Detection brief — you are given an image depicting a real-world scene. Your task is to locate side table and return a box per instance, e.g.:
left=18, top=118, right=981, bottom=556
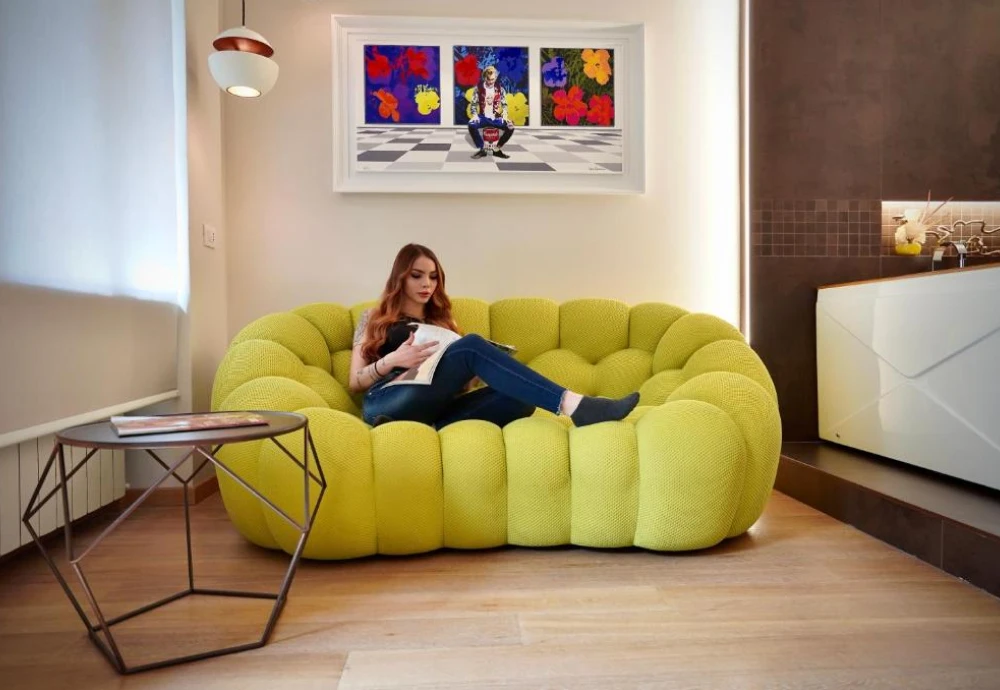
left=21, top=410, right=325, bottom=674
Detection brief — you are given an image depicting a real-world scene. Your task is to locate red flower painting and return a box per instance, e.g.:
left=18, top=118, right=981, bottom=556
left=586, top=93, right=615, bottom=127
left=404, top=47, right=430, bottom=80
left=454, top=54, right=481, bottom=87
left=551, top=85, right=588, bottom=126
left=365, top=50, right=392, bottom=83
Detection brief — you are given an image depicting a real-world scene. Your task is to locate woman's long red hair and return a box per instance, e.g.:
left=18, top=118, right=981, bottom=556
left=361, top=244, right=459, bottom=362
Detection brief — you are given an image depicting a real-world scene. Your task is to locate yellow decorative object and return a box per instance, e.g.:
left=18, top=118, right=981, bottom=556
left=211, top=298, right=782, bottom=558
left=895, top=241, right=923, bottom=256
left=892, top=191, right=957, bottom=258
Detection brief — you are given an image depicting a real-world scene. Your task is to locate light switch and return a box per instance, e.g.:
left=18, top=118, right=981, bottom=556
left=202, top=223, right=217, bottom=249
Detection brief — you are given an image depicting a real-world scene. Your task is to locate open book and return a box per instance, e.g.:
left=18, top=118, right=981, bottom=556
left=383, top=324, right=517, bottom=387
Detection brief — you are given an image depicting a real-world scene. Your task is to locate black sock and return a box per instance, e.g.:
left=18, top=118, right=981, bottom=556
left=570, top=392, right=640, bottom=427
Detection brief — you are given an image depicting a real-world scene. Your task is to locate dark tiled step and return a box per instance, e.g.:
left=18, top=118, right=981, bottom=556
left=777, top=441, right=1000, bottom=598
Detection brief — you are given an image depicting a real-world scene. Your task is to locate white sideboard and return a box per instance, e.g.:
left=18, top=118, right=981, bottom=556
left=817, top=265, right=1000, bottom=491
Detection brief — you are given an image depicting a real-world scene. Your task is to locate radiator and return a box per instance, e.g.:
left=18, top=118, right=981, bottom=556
left=0, top=436, right=125, bottom=557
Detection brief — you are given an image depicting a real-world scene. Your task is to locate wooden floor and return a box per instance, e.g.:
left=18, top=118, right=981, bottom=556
left=1, top=492, right=999, bottom=689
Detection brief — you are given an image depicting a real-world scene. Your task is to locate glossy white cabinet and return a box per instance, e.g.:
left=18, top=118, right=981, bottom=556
left=817, top=266, right=1000, bottom=491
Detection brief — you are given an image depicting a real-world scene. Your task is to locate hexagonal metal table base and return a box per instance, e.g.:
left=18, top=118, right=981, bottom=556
left=22, top=413, right=325, bottom=675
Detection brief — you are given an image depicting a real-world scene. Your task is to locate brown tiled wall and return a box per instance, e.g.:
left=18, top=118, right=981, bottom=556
left=750, top=0, right=1000, bottom=441
left=753, top=200, right=1000, bottom=260
left=753, top=200, right=881, bottom=257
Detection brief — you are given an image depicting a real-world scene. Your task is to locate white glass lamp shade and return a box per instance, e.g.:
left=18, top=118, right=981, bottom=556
left=208, top=27, right=278, bottom=98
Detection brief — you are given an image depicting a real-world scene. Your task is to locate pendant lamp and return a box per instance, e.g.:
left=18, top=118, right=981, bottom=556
left=208, top=0, right=278, bottom=98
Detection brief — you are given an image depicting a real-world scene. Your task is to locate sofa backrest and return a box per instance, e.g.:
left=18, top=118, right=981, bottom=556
left=213, top=298, right=772, bottom=417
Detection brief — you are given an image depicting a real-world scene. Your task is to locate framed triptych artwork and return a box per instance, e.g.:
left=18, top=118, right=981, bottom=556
left=332, top=15, right=645, bottom=194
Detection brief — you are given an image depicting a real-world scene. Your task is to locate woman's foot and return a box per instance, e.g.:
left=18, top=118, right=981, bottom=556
left=566, top=392, right=640, bottom=427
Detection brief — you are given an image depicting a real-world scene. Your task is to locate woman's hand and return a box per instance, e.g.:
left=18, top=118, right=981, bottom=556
left=384, top=332, right=439, bottom=370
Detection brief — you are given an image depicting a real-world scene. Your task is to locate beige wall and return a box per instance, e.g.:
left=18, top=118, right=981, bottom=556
left=127, top=0, right=229, bottom=489
left=187, top=0, right=229, bottom=414
left=222, top=0, right=741, bottom=335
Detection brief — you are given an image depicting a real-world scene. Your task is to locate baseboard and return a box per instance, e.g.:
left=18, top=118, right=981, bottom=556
left=123, top=475, right=219, bottom=507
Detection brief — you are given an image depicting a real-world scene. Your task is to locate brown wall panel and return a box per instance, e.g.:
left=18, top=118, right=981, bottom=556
left=751, top=0, right=882, bottom=200
left=881, top=0, right=1000, bottom=200
left=749, top=0, right=1000, bottom=441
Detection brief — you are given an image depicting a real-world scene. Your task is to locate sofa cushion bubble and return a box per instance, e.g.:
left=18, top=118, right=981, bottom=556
left=559, top=299, right=629, bottom=363
left=490, top=298, right=559, bottom=364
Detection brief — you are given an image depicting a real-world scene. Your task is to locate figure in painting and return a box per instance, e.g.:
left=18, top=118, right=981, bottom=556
left=468, top=66, right=514, bottom=159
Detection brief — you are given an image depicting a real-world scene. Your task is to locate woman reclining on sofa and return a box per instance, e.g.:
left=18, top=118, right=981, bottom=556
left=351, top=243, right=639, bottom=429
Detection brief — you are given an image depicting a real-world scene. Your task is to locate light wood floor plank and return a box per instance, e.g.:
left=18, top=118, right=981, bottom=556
left=0, top=491, right=997, bottom=690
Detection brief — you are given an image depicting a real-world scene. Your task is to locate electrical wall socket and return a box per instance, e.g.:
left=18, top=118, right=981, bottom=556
left=202, top=223, right=217, bottom=249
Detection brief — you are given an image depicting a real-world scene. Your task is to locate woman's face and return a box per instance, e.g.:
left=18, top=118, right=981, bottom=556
left=403, top=255, right=438, bottom=308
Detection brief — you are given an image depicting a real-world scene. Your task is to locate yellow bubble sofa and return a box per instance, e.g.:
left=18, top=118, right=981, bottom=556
left=211, top=298, right=781, bottom=559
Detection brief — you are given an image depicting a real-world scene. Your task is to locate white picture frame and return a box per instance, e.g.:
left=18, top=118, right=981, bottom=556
left=332, top=14, right=645, bottom=195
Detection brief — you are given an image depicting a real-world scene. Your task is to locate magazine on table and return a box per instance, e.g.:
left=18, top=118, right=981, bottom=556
left=382, top=324, right=517, bottom=387
left=110, top=411, right=270, bottom=437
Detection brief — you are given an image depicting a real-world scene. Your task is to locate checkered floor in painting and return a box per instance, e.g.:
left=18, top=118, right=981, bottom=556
left=355, top=127, right=623, bottom=174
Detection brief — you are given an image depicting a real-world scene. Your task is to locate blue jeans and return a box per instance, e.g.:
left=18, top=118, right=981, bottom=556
left=362, top=334, right=565, bottom=429
left=469, top=117, right=514, bottom=150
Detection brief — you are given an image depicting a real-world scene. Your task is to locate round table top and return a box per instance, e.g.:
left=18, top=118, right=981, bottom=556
left=56, top=411, right=307, bottom=450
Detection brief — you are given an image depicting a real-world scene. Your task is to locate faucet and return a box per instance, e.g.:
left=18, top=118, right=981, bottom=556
left=953, top=241, right=968, bottom=268
left=931, top=247, right=945, bottom=270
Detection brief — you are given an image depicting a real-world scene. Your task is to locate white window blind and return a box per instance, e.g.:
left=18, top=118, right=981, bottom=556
left=0, top=0, right=187, bottom=444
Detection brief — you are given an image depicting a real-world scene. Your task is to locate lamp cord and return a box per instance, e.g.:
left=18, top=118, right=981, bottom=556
left=242, top=0, right=246, bottom=26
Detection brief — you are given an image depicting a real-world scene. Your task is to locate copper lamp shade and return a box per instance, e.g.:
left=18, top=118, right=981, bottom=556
left=208, top=18, right=278, bottom=98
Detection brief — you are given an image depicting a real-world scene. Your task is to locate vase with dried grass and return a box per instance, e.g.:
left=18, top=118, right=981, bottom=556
left=893, top=191, right=953, bottom=256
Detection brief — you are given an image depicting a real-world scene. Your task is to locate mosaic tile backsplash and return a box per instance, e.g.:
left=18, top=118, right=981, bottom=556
left=752, top=200, right=882, bottom=257
left=753, top=200, right=1000, bottom=258
left=881, top=201, right=1000, bottom=257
